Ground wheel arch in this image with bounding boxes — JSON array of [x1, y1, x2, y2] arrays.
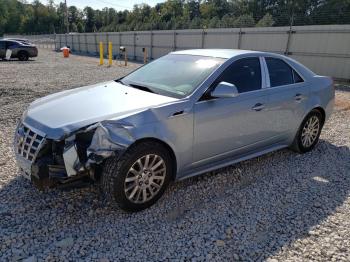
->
[[312, 106, 326, 125], [300, 104, 326, 127], [127, 137, 178, 181]]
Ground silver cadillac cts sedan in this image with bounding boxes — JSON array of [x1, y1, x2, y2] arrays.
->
[[14, 49, 334, 211]]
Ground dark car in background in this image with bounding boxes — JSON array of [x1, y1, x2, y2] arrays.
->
[[0, 39, 38, 61], [5, 38, 30, 44]]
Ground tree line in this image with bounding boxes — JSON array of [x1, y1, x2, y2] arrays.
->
[[1, 0, 350, 36]]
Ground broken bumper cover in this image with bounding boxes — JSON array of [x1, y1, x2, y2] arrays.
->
[[15, 154, 32, 180], [13, 122, 86, 187], [14, 142, 88, 189], [13, 120, 135, 188]]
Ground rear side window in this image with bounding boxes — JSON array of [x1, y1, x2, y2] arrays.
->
[[6, 41, 19, 49], [215, 57, 262, 93], [293, 70, 304, 83], [0, 41, 5, 49], [265, 57, 303, 87]]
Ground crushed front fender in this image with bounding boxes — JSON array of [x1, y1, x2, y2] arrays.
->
[[86, 121, 135, 165]]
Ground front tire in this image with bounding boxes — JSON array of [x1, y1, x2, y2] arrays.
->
[[291, 110, 324, 153], [101, 141, 173, 212]]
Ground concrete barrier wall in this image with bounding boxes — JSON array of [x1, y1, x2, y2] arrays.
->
[[48, 25, 350, 79]]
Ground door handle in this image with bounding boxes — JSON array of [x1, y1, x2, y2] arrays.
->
[[295, 93, 303, 101], [252, 103, 265, 111]]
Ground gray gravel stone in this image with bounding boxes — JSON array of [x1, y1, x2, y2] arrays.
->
[[22, 255, 37, 262], [55, 237, 74, 248], [0, 49, 350, 261]]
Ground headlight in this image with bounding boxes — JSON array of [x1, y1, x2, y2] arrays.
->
[[20, 108, 28, 123]]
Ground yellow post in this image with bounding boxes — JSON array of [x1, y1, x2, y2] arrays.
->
[[124, 50, 128, 67], [99, 42, 104, 65], [108, 42, 112, 67]]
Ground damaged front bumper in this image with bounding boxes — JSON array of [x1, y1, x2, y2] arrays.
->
[[14, 123, 91, 189], [14, 121, 133, 189]]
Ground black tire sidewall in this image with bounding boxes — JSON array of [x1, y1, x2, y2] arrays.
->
[[297, 110, 323, 153], [18, 52, 29, 61], [110, 144, 173, 211]]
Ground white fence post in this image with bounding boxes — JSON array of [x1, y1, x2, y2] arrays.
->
[[150, 31, 153, 60]]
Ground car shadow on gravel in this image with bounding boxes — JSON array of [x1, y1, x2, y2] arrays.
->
[[0, 140, 349, 260], [0, 59, 39, 64]]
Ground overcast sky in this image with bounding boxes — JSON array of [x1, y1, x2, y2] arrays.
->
[[48, 0, 165, 10]]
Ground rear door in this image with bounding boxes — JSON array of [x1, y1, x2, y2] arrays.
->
[[262, 57, 309, 139]]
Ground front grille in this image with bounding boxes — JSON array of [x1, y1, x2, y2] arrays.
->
[[15, 124, 46, 162]]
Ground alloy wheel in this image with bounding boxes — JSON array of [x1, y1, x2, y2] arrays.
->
[[301, 115, 320, 148], [124, 154, 166, 204]]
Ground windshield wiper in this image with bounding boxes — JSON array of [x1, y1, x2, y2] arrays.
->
[[116, 79, 157, 94], [115, 79, 127, 85], [129, 83, 157, 94]]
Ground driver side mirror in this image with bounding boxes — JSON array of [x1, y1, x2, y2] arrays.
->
[[211, 81, 239, 98]]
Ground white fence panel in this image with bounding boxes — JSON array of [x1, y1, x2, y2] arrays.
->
[[205, 28, 240, 49]]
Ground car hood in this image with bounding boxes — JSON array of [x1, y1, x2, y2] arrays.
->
[[23, 81, 177, 140]]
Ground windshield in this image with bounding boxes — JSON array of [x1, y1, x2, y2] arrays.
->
[[121, 54, 225, 98]]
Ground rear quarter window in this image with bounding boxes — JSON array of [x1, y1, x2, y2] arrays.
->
[[265, 57, 304, 87], [6, 41, 19, 49]]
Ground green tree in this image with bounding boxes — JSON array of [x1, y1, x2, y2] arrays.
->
[[232, 14, 255, 28], [221, 14, 235, 28], [256, 13, 275, 27], [70, 22, 78, 32], [84, 7, 95, 32], [0, 0, 9, 36], [77, 22, 84, 33], [0, 0, 349, 35]]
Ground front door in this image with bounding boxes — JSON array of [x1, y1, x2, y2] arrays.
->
[[193, 57, 275, 164]]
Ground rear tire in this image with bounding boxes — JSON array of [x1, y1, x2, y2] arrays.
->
[[291, 109, 324, 153], [18, 51, 29, 61], [101, 141, 173, 212]]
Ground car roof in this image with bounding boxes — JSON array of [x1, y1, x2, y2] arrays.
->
[[171, 48, 316, 79], [4, 38, 28, 40], [0, 39, 18, 42], [170, 49, 264, 59]]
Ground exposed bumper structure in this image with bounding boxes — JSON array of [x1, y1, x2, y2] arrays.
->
[[13, 120, 133, 189], [14, 122, 85, 188]]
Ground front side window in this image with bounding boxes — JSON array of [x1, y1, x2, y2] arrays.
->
[[0, 41, 5, 49], [214, 57, 262, 93], [121, 54, 225, 98], [265, 57, 303, 87]]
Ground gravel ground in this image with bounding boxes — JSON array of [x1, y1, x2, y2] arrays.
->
[[0, 49, 350, 261]]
